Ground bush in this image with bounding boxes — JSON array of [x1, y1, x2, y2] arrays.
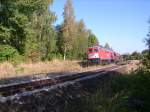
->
[[128, 70, 150, 112], [142, 54, 150, 69], [0, 45, 24, 64], [42, 52, 63, 61]]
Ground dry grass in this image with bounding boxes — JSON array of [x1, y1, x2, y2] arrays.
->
[[0, 60, 109, 80], [116, 60, 140, 74], [0, 60, 139, 80], [0, 62, 16, 78]]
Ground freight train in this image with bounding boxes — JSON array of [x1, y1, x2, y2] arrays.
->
[[88, 45, 121, 64]]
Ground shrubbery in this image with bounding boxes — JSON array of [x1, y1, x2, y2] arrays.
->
[[142, 53, 150, 69], [65, 69, 150, 112], [0, 45, 24, 64], [111, 69, 150, 112]]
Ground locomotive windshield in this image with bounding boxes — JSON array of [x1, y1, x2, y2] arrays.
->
[[94, 48, 98, 52], [89, 48, 93, 53], [89, 48, 99, 53]]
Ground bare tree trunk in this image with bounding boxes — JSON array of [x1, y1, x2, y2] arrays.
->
[[64, 45, 66, 60]]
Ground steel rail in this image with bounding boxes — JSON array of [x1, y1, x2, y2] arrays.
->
[[0, 65, 120, 97]]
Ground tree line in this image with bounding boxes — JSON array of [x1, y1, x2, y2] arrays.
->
[[0, 0, 99, 63]]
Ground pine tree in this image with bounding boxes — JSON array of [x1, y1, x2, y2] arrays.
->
[[104, 43, 111, 49]]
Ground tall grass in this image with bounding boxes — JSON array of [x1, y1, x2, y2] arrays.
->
[[0, 60, 111, 79]]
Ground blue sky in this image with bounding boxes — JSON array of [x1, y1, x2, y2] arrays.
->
[[51, 0, 150, 54]]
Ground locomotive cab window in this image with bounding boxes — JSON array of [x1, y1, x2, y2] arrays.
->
[[89, 48, 93, 53], [94, 48, 98, 52]]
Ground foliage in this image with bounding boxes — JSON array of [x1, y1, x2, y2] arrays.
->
[[122, 54, 131, 61], [0, 0, 58, 62], [88, 31, 99, 47], [0, 45, 23, 63], [142, 22, 150, 69], [141, 49, 149, 56], [112, 70, 150, 112], [142, 52, 150, 69], [0, 45, 17, 61], [146, 20, 150, 51], [145, 37, 150, 55], [65, 69, 150, 112], [0, 0, 99, 63], [24, 0, 57, 61], [122, 51, 143, 61], [70, 20, 89, 59], [0, 0, 29, 54], [60, 0, 77, 60], [59, 0, 98, 60], [130, 51, 142, 60]]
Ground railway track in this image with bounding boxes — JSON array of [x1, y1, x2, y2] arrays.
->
[[0, 65, 125, 97]]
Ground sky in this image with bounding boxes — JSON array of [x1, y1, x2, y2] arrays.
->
[[51, 0, 150, 54]]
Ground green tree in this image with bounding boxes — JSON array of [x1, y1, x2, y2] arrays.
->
[[142, 49, 149, 55], [122, 53, 130, 61], [0, 45, 20, 62], [72, 20, 89, 59], [146, 20, 150, 52], [24, 0, 56, 61], [0, 0, 57, 61], [61, 0, 77, 60], [0, 0, 29, 54], [88, 31, 99, 47], [143, 21, 150, 68], [146, 34, 150, 57], [58, 0, 99, 60], [130, 51, 142, 60]]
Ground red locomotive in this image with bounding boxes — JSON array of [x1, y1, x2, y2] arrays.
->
[[88, 45, 121, 64]]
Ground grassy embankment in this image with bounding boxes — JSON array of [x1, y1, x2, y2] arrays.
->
[[65, 67, 150, 112]]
